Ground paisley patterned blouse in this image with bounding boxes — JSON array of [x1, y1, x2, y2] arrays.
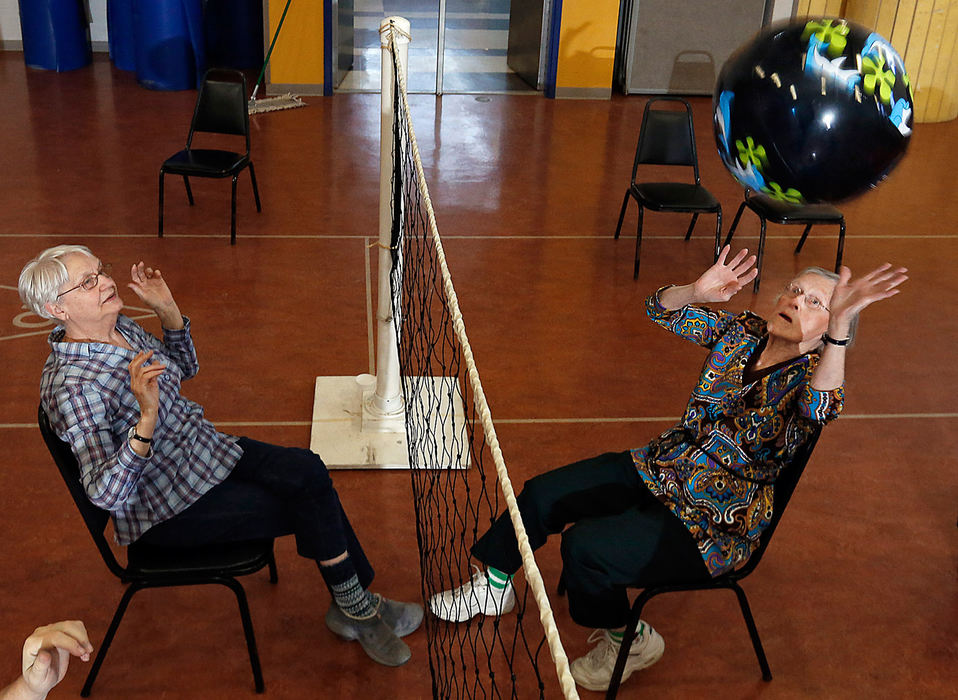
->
[[631, 289, 844, 576]]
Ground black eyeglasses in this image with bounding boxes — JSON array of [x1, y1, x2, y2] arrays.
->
[[57, 263, 112, 299]]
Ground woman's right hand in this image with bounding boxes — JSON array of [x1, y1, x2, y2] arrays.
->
[[129, 350, 165, 422], [692, 245, 758, 303]]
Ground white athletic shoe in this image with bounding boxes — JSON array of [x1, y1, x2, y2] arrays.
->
[[428, 565, 517, 622], [569, 622, 665, 692]]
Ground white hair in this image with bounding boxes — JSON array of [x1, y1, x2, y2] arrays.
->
[[19, 245, 95, 319], [795, 266, 858, 345]]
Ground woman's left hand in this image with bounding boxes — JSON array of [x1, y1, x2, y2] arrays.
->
[[127, 262, 184, 330], [128, 262, 174, 309], [827, 263, 908, 332]]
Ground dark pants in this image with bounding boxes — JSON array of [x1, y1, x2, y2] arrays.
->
[[471, 451, 707, 629], [138, 437, 374, 589]]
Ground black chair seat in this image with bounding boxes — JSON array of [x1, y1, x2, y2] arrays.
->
[[745, 193, 843, 223], [614, 97, 722, 279], [128, 539, 273, 577], [631, 182, 721, 211], [162, 149, 250, 177]]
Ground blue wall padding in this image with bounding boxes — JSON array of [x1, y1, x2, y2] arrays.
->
[[18, 0, 92, 72]]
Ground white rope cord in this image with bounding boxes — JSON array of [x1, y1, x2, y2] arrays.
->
[[384, 26, 580, 700]]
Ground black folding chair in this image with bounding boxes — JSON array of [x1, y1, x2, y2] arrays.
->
[[724, 188, 845, 292], [604, 427, 822, 698], [614, 97, 722, 279], [38, 406, 277, 696], [159, 68, 262, 245]]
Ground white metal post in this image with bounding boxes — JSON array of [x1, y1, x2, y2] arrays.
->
[[367, 17, 410, 426]]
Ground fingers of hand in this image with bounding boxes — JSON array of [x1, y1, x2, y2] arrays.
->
[[727, 247, 749, 269], [715, 245, 731, 265], [129, 350, 154, 371]]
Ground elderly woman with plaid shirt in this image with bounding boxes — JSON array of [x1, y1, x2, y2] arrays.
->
[[429, 246, 907, 692], [19, 244, 422, 669]]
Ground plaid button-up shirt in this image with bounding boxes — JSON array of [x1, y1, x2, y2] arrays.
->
[[40, 314, 242, 545]]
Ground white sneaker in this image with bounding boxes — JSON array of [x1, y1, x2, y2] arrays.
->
[[428, 565, 517, 622], [569, 622, 665, 691]]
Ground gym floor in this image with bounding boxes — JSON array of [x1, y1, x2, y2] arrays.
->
[[0, 52, 955, 698]]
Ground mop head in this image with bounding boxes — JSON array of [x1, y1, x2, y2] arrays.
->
[[248, 93, 306, 114]]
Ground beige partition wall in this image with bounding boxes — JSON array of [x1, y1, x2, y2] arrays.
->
[[795, 0, 958, 122]]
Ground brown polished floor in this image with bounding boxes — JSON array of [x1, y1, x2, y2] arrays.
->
[[0, 53, 955, 699]]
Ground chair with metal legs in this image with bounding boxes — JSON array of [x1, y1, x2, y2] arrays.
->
[[724, 188, 845, 292], [614, 97, 722, 279], [39, 406, 277, 696]]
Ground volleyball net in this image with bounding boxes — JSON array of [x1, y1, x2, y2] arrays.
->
[[380, 19, 578, 700]]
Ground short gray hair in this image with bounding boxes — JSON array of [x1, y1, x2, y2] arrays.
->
[[19, 245, 95, 319], [795, 266, 859, 345]]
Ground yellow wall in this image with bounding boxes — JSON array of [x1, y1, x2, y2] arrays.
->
[[555, 0, 619, 93], [846, 0, 958, 122], [266, 0, 325, 91]]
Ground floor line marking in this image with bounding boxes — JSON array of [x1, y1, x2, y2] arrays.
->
[[3, 413, 955, 429], [1, 233, 956, 241]]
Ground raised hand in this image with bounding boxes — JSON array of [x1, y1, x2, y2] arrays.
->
[[129, 350, 166, 420], [127, 262, 174, 310], [127, 262, 183, 330], [20, 621, 93, 697], [692, 246, 758, 303], [828, 263, 908, 334]]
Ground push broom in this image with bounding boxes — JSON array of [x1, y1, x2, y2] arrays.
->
[[248, 0, 305, 114]]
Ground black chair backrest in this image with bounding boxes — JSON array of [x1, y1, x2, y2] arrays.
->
[[735, 425, 822, 578], [633, 96, 700, 179], [38, 406, 127, 578], [187, 69, 250, 148]]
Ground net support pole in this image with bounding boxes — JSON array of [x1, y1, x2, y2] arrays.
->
[[307, 18, 411, 468], [365, 16, 410, 430]]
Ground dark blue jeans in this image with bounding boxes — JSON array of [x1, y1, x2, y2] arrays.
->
[[138, 436, 374, 589], [471, 451, 707, 628]]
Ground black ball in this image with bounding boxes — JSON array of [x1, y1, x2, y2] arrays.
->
[[713, 18, 913, 203]]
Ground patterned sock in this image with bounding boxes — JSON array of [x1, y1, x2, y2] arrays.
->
[[329, 574, 378, 619], [319, 557, 377, 620], [486, 566, 513, 590]]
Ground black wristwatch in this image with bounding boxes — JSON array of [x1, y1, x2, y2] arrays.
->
[[822, 333, 850, 347], [128, 426, 152, 444]]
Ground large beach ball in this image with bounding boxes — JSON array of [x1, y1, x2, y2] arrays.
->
[[713, 18, 913, 203]]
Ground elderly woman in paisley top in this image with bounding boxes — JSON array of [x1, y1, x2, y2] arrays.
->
[[428, 245, 907, 692]]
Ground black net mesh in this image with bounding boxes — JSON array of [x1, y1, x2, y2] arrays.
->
[[385, 34, 557, 700]]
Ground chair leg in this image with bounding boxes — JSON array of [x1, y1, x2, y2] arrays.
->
[[724, 200, 747, 248], [606, 590, 652, 700], [633, 205, 644, 280], [182, 176, 194, 206], [835, 219, 846, 272], [731, 583, 773, 682], [753, 217, 767, 293], [249, 162, 262, 212], [267, 552, 278, 584], [230, 175, 238, 245], [614, 190, 631, 239], [713, 209, 723, 262], [222, 577, 266, 693], [794, 224, 813, 254], [684, 213, 699, 241], [158, 171, 165, 238], [82, 583, 142, 697]]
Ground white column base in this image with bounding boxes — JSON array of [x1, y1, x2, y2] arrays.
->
[[310, 374, 470, 470]]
